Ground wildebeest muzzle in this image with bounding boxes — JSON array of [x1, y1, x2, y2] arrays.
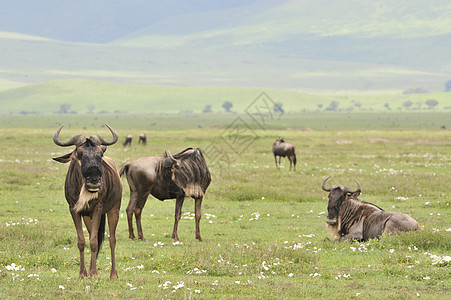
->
[[81, 158, 103, 192]]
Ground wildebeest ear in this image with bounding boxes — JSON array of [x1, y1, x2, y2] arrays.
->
[[101, 146, 107, 153], [52, 152, 72, 163]]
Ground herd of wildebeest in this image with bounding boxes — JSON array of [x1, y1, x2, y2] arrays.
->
[[51, 124, 419, 279]]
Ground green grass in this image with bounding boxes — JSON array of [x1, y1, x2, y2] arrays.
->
[[0, 115, 450, 299], [2, 79, 451, 115]]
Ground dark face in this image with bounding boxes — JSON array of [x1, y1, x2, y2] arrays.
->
[[326, 187, 346, 225], [77, 140, 105, 192]]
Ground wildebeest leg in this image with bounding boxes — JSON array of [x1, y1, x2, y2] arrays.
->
[[70, 211, 87, 278], [274, 155, 279, 169], [172, 196, 185, 242], [195, 197, 203, 241], [134, 192, 149, 241], [107, 200, 120, 280], [288, 156, 293, 171], [84, 208, 102, 279], [126, 190, 149, 240]]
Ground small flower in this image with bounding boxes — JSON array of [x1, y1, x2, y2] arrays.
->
[[59, 285, 65, 290]]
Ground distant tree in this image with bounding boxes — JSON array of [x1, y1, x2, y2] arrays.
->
[[58, 104, 71, 114], [222, 101, 233, 112], [354, 102, 362, 109], [425, 99, 439, 109], [317, 104, 323, 110], [202, 104, 213, 113], [384, 103, 391, 110], [445, 80, 451, 92], [326, 101, 340, 111], [402, 101, 413, 109], [273, 102, 284, 114]]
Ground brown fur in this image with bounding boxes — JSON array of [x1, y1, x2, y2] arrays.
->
[[54, 138, 122, 280], [120, 148, 211, 242], [272, 138, 297, 171], [327, 195, 419, 242]]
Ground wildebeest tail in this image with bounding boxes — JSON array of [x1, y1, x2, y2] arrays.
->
[[119, 162, 131, 177], [293, 149, 297, 166], [97, 213, 106, 258]]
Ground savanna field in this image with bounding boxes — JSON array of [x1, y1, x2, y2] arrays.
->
[[0, 112, 450, 299]]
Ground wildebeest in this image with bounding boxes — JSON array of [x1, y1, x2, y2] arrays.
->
[[322, 176, 419, 242], [52, 124, 122, 279], [120, 148, 211, 242], [123, 135, 132, 147], [138, 133, 147, 145], [272, 138, 296, 171]]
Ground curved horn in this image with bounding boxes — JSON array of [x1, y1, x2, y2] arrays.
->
[[53, 125, 86, 147], [343, 179, 361, 194], [167, 150, 177, 163], [163, 150, 176, 168], [90, 124, 118, 146], [321, 176, 332, 192]]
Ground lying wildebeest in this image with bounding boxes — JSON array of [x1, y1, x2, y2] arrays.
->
[[123, 135, 132, 147], [272, 138, 296, 171], [52, 124, 122, 279], [322, 176, 419, 242], [138, 133, 147, 145], [120, 148, 211, 242]]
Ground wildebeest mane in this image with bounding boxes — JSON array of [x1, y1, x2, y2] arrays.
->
[[166, 148, 211, 197]]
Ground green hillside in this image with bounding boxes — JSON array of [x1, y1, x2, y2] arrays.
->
[[1, 1, 451, 92], [1, 79, 451, 115]]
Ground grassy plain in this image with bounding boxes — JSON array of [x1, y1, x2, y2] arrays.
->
[[0, 113, 450, 299], [2, 79, 451, 115]]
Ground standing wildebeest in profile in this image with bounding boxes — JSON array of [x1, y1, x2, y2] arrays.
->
[[123, 135, 132, 147], [272, 138, 296, 171], [52, 124, 122, 279], [322, 176, 419, 242], [138, 133, 147, 145], [120, 148, 211, 242]]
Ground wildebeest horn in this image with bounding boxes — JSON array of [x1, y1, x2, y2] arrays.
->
[[89, 124, 119, 146], [163, 150, 177, 168], [53, 125, 86, 147], [343, 179, 361, 195], [321, 176, 332, 192], [167, 150, 177, 163]]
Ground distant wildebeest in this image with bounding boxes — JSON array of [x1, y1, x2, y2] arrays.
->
[[52, 124, 122, 279], [120, 148, 211, 242], [322, 176, 419, 242], [272, 138, 296, 171], [123, 135, 132, 147], [138, 133, 147, 145]]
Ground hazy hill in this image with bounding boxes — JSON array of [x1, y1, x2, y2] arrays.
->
[[0, 0, 451, 93]]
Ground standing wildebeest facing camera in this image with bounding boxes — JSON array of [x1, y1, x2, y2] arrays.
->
[[123, 135, 132, 147], [272, 138, 296, 171], [138, 133, 147, 145], [120, 148, 211, 242], [52, 124, 122, 279], [322, 176, 419, 242]]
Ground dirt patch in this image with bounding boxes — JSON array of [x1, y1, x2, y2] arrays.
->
[[334, 140, 352, 144], [370, 138, 389, 143]]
